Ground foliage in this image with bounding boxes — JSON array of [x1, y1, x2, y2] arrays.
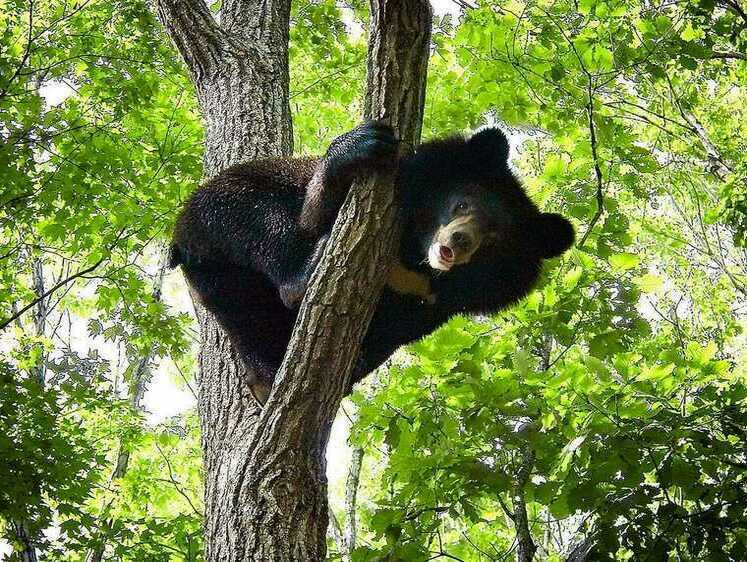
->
[[62, 414, 204, 561], [0, 0, 200, 353], [338, 0, 747, 560], [0, 360, 105, 552], [290, 0, 368, 153], [1, 0, 746, 560], [0, 0, 202, 558], [349, 317, 746, 560]]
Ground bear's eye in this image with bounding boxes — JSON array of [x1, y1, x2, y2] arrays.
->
[[454, 201, 469, 214]]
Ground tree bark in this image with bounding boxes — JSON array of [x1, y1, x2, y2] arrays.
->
[[342, 447, 364, 559], [30, 258, 46, 385], [10, 521, 37, 562], [565, 535, 595, 562], [155, 1, 432, 560], [155, 3, 293, 560]]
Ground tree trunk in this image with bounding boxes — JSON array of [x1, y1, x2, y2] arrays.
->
[[154, 1, 432, 560], [30, 258, 46, 385], [566, 535, 595, 562]]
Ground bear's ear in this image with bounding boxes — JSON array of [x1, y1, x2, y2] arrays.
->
[[530, 213, 575, 258], [467, 127, 510, 170]]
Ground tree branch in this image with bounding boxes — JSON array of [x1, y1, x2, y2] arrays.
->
[[255, 0, 431, 420], [154, 0, 224, 80], [0, 227, 130, 331], [328, 507, 344, 554], [665, 74, 732, 180], [0, 257, 105, 331], [85, 246, 171, 562], [681, 110, 732, 179], [498, 493, 516, 522], [152, 453, 203, 518], [0, 0, 34, 100], [718, 0, 747, 25], [565, 535, 596, 562], [710, 50, 747, 61], [577, 80, 605, 248], [536, 7, 603, 249], [343, 447, 365, 558]]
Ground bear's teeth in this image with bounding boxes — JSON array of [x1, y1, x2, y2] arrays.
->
[[428, 244, 452, 271]]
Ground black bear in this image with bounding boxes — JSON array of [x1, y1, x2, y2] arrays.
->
[[170, 122, 574, 401]]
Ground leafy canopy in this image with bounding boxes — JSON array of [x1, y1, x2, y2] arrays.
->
[[1, 0, 746, 561]]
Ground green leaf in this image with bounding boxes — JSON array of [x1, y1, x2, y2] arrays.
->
[[563, 266, 583, 289], [385, 417, 401, 449], [634, 273, 663, 293], [609, 252, 640, 270]]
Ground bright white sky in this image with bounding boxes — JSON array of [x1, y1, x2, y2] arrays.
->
[[432, 0, 462, 16]]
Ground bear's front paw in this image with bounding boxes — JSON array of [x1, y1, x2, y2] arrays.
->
[[423, 293, 437, 305], [353, 121, 398, 163], [327, 121, 398, 176]]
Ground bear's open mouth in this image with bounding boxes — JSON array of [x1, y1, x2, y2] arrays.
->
[[428, 243, 454, 271]]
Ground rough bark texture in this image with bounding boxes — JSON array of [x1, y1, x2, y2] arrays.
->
[[156, 0, 292, 176], [11, 521, 37, 562], [30, 258, 46, 385], [365, 1, 430, 152], [565, 536, 595, 562], [155, 2, 293, 560], [342, 447, 364, 559], [155, 0, 432, 560]]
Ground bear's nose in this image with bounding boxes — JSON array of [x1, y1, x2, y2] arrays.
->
[[451, 231, 471, 248]]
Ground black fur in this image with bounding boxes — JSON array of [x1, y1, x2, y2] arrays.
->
[[170, 123, 574, 391]]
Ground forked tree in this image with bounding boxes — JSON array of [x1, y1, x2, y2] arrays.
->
[[154, 0, 432, 559]]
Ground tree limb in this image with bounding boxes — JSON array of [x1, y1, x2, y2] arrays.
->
[[710, 50, 747, 61], [85, 247, 171, 562], [1, 227, 130, 331], [0, 0, 34, 100], [343, 447, 365, 558], [680, 110, 732, 179], [0, 257, 105, 331], [718, 0, 747, 25], [665, 74, 732, 180], [565, 538, 594, 562], [328, 507, 344, 554], [498, 493, 516, 522], [154, 0, 225, 80], [577, 74, 604, 249]]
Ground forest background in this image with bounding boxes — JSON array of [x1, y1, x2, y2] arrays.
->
[[1, 0, 746, 560]]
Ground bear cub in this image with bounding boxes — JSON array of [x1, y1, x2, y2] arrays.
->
[[170, 122, 574, 401]]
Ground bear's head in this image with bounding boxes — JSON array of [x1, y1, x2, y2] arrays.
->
[[399, 127, 575, 272]]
